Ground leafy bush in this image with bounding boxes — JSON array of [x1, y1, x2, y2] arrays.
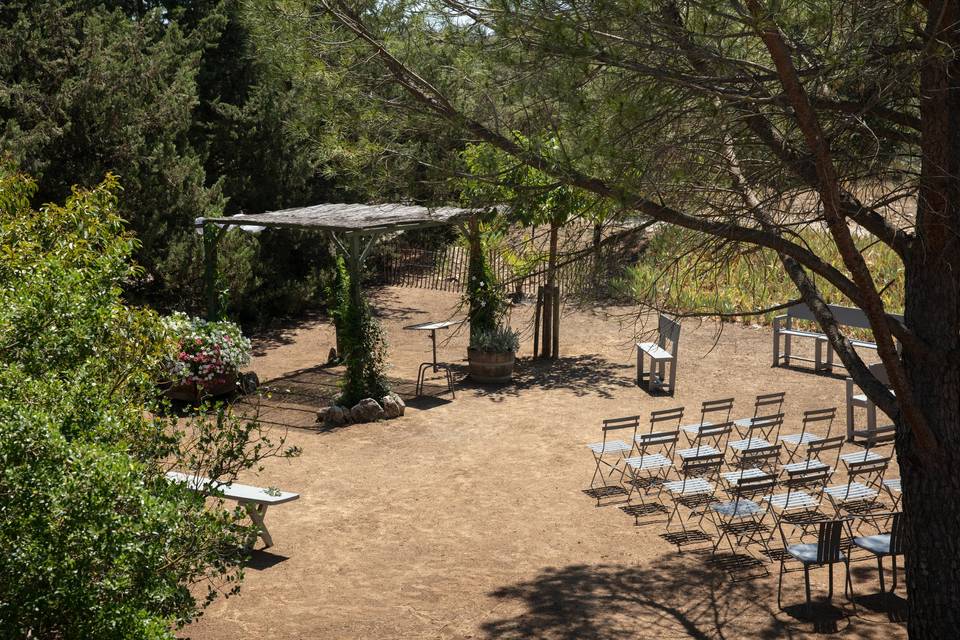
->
[[469, 326, 520, 353], [162, 313, 252, 386], [0, 167, 296, 638], [338, 296, 390, 407]]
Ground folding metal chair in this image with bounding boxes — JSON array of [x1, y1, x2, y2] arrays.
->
[[585, 415, 640, 504], [730, 413, 784, 452], [624, 433, 676, 503], [777, 518, 857, 616], [852, 512, 905, 596], [677, 421, 733, 462], [840, 427, 896, 467], [662, 452, 724, 534], [765, 465, 833, 540], [680, 398, 734, 445], [733, 392, 786, 434], [824, 457, 890, 520], [731, 443, 782, 475], [779, 408, 836, 465], [785, 435, 844, 478], [709, 472, 778, 556]]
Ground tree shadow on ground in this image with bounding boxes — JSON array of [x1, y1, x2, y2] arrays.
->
[[248, 311, 327, 357], [480, 555, 903, 640], [457, 354, 637, 402]]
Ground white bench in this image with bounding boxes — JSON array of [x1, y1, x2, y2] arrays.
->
[[166, 471, 299, 549], [773, 303, 902, 373], [636, 314, 680, 395]]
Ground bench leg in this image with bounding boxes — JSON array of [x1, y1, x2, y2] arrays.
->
[[668, 357, 677, 396], [637, 350, 644, 387], [245, 503, 273, 549], [815, 339, 823, 371], [773, 327, 780, 367]]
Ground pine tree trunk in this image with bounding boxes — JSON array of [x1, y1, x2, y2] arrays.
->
[[902, 5, 960, 634], [546, 222, 559, 359]]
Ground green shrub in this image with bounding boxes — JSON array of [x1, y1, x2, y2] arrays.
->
[[0, 167, 297, 638]]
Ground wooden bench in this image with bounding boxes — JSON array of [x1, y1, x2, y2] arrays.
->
[[773, 303, 902, 373], [166, 471, 299, 549], [636, 314, 680, 395]]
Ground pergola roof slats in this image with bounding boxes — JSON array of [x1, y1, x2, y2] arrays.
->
[[202, 202, 475, 234]]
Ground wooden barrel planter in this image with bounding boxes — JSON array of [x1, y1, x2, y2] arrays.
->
[[467, 348, 515, 384]]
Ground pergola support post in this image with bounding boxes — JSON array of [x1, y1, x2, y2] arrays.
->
[[202, 220, 229, 321]]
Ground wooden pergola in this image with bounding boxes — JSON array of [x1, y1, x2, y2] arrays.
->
[[198, 203, 477, 319]]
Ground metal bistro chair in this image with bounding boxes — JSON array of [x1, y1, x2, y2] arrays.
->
[[784, 435, 844, 479], [586, 415, 640, 504], [853, 512, 906, 596], [662, 452, 724, 534], [733, 392, 786, 434], [680, 397, 734, 445], [777, 518, 857, 616], [677, 421, 733, 463], [709, 472, 778, 556], [823, 457, 890, 521], [625, 408, 683, 499], [779, 408, 837, 465]]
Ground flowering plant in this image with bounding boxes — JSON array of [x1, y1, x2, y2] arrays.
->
[[162, 312, 252, 387]]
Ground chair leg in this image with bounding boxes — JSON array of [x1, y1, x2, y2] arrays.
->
[[827, 562, 835, 601], [845, 558, 858, 614], [877, 556, 886, 594], [804, 565, 812, 617], [777, 558, 786, 610], [891, 554, 898, 592], [668, 358, 677, 396]]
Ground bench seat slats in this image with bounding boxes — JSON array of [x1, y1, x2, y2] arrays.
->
[[636, 341, 674, 361], [166, 471, 300, 506]]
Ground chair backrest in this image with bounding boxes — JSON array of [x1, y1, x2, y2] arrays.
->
[[800, 407, 837, 439], [701, 397, 734, 425], [657, 314, 681, 355], [785, 464, 832, 489], [691, 421, 733, 453], [745, 413, 784, 441], [807, 435, 845, 468], [601, 415, 640, 448], [733, 472, 778, 498], [863, 425, 897, 451], [815, 520, 847, 563], [680, 451, 724, 478], [751, 392, 786, 420], [649, 407, 684, 432], [737, 444, 782, 471], [848, 457, 890, 482], [889, 512, 905, 555]]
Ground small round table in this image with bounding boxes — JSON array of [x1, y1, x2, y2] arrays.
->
[[403, 320, 456, 397]]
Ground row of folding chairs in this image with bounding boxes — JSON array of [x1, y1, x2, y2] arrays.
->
[[587, 393, 900, 511]]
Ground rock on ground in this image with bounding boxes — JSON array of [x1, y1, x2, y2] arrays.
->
[[350, 398, 385, 423], [381, 393, 406, 419]]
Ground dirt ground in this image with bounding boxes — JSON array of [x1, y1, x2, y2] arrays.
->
[[185, 286, 905, 640]]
